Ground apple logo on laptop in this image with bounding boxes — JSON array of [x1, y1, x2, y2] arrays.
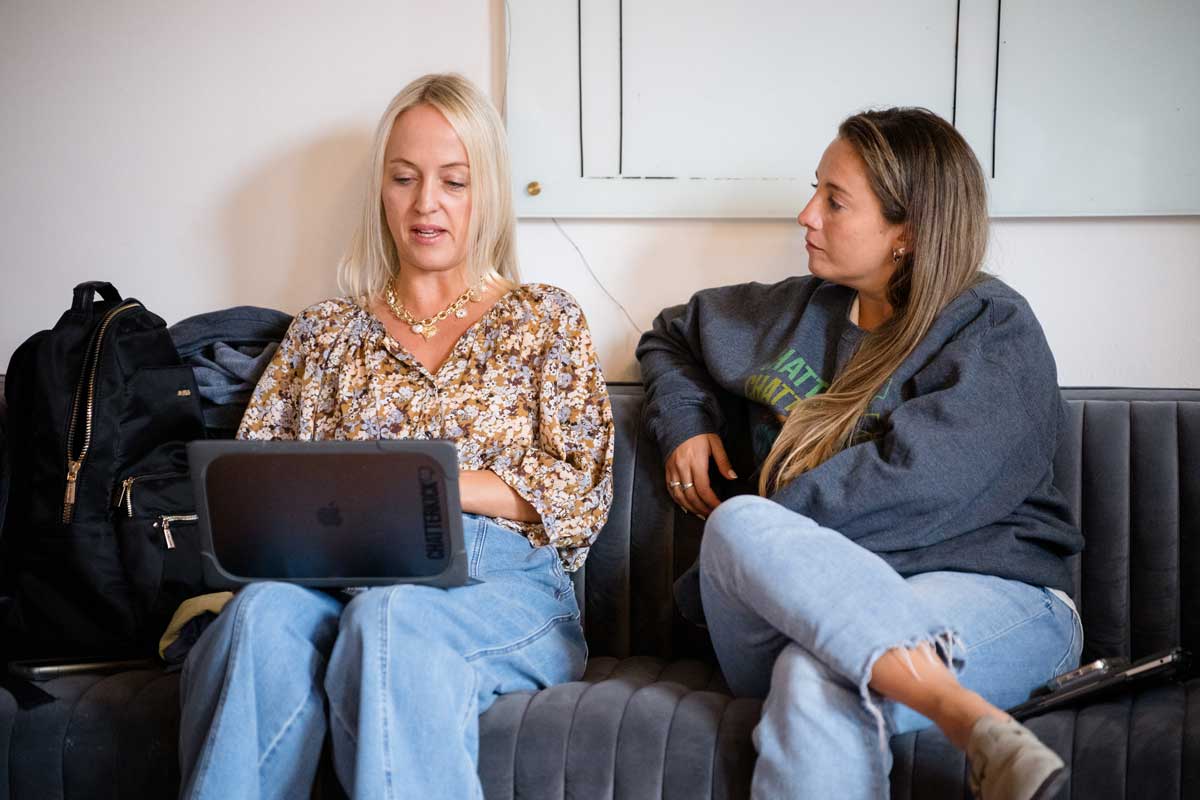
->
[[317, 501, 343, 527]]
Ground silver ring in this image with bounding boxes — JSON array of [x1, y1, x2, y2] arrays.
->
[[681, 482, 695, 490], [668, 480, 682, 488]]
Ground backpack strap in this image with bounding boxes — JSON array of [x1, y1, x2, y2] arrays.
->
[[71, 281, 123, 313]]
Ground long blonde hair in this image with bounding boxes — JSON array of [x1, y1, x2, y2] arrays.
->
[[338, 73, 520, 300], [760, 108, 989, 495]]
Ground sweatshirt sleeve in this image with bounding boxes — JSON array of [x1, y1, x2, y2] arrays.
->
[[768, 299, 1062, 551], [635, 301, 727, 459], [636, 279, 805, 460]]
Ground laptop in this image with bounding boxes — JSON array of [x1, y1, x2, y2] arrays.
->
[[187, 440, 470, 589]]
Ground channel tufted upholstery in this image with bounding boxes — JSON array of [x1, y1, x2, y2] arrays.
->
[[2, 383, 1199, 799], [890, 388, 1200, 798]]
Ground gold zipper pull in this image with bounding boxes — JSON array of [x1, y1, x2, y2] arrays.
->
[[156, 514, 196, 549], [115, 477, 136, 517], [124, 477, 135, 517], [63, 460, 82, 523]]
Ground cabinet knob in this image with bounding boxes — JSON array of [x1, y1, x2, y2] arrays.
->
[[526, 181, 542, 196]]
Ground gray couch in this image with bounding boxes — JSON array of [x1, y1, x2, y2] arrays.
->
[[1, 381, 1198, 798]]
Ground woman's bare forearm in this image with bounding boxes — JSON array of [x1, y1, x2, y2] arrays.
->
[[458, 470, 540, 523]]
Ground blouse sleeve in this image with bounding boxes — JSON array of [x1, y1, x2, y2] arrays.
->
[[489, 293, 615, 554], [236, 313, 310, 441]]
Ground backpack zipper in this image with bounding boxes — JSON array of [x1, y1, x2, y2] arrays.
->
[[154, 514, 198, 550], [114, 471, 188, 518], [62, 301, 142, 523]]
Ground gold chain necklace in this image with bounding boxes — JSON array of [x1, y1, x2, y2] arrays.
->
[[384, 280, 482, 340]]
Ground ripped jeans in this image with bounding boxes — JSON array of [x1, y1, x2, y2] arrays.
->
[[699, 495, 1082, 799]]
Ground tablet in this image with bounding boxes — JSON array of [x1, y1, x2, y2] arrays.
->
[[8, 657, 159, 682], [1008, 647, 1190, 720]]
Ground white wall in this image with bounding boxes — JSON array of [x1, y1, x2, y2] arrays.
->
[[533, 216, 1200, 385], [0, 0, 499, 361], [3, 1, 1199, 387]]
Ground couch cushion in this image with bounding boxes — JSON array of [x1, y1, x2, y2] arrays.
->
[[580, 384, 691, 661], [7, 665, 1199, 799], [479, 656, 759, 800], [0, 659, 760, 800], [2, 668, 179, 800]]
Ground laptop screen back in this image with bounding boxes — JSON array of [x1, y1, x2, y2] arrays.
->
[[203, 448, 456, 580]]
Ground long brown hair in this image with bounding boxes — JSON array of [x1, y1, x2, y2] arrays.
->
[[759, 108, 989, 495]]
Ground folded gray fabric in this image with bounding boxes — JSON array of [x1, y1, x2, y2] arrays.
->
[[188, 341, 280, 406], [170, 305, 293, 358], [169, 306, 292, 438]]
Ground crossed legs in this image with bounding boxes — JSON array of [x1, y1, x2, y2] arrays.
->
[[699, 495, 1080, 798]]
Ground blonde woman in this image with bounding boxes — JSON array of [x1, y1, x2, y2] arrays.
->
[[178, 74, 614, 799], [637, 109, 1082, 800]]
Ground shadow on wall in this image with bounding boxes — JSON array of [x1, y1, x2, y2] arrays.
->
[[624, 220, 808, 380], [221, 128, 372, 313], [528, 218, 809, 382]]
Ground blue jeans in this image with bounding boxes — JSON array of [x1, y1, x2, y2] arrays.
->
[[177, 514, 586, 800], [699, 495, 1082, 800]]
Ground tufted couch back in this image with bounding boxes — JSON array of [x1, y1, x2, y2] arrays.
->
[[1056, 389, 1200, 662], [3, 378, 1197, 665], [579, 385, 1200, 665]]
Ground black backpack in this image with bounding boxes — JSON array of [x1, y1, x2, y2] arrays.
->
[[1, 281, 207, 658]]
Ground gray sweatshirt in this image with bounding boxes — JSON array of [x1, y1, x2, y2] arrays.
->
[[636, 275, 1082, 594]]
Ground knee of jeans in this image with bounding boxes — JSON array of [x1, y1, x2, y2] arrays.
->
[[771, 644, 845, 696], [338, 586, 395, 640], [701, 495, 771, 573], [338, 586, 442, 653], [229, 581, 312, 632], [336, 589, 470, 681], [710, 493, 773, 524]]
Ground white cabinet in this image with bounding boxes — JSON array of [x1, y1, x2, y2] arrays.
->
[[507, 0, 1200, 217]]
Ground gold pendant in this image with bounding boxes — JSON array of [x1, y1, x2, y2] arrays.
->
[[417, 323, 437, 340]]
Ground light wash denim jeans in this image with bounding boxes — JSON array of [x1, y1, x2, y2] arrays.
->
[[699, 495, 1083, 800], [177, 514, 586, 800]]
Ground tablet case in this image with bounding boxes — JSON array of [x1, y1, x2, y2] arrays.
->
[[187, 440, 468, 589], [1008, 648, 1191, 720]]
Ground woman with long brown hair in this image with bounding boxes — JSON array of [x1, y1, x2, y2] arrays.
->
[[637, 108, 1082, 799]]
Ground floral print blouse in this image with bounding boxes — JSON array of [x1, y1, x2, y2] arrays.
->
[[238, 284, 615, 571]]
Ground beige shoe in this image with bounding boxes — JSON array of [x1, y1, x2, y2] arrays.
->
[[966, 716, 1068, 800]]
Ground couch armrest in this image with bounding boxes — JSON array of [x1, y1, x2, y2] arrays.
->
[[1, 373, 8, 530]]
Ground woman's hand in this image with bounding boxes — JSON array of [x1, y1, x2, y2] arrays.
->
[[459, 470, 541, 523], [665, 434, 737, 518]]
